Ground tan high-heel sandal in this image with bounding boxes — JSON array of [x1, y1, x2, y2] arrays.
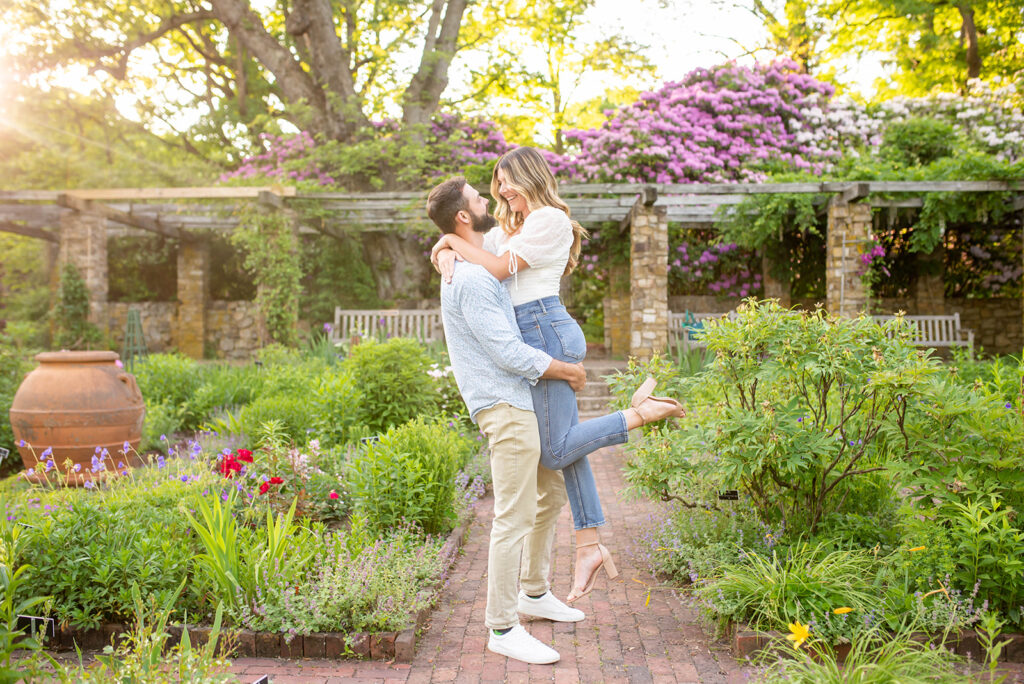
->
[[630, 377, 658, 407], [633, 396, 686, 425], [567, 541, 620, 603]]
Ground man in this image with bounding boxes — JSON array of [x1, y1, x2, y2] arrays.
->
[[427, 176, 585, 665]]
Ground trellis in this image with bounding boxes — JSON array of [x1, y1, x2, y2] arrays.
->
[[2, 180, 1022, 359]]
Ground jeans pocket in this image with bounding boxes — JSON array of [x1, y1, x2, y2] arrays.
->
[[551, 319, 587, 361], [519, 315, 544, 350]]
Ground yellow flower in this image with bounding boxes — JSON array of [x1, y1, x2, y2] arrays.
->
[[833, 607, 853, 614], [786, 622, 810, 650], [908, 546, 926, 553]]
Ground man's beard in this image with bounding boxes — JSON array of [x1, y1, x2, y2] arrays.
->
[[471, 212, 497, 233]]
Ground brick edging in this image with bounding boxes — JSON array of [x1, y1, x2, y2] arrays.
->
[[51, 519, 472, 663], [733, 623, 1024, 662]]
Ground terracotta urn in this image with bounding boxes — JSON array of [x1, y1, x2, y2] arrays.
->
[[9, 351, 146, 484]]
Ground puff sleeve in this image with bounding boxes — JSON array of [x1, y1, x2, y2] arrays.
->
[[506, 207, 574, 269]]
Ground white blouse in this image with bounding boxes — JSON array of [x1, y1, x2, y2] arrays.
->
[[483, 206, 573, 306]]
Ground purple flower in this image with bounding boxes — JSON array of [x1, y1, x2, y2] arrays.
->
[[84, 481, 95, 490], [41, 447, 52, 459]]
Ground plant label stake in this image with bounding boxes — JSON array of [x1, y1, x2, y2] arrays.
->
[[16, 615, 55, 640], [718, 490, 739, 500], [360, 435, 381, 445], [251, 677, 270, 684], [0, 447, 8, 464]]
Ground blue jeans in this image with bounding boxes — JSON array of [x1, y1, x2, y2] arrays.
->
[[514, 296, 628, 530]]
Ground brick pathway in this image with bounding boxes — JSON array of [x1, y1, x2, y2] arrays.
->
[[228, 446, 755, 683]]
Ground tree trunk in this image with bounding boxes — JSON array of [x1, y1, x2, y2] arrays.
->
[[957, 3, 982, 79], [210, 0, 366, 141], [402, 0, 469, 128]]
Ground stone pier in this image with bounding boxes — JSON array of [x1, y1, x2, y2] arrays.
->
[[826, 199, 872, 317], [629, 192, 669, 360], [175, 237, 209, 358], [58, 208, 108, 327]]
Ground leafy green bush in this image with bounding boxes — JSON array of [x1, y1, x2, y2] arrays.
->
[[344, 338, 438, 434], [699, 542, 884, 638], [141, 401, 181, 454], [0, 345, 30, 458], [309, 368, 361, 447], [347, 417, 476, 535], [880, 117, 956, 167], [623, 301, 937, 532], [134, 354, 203, 416], [235, 522, 447, 636], [52, 263, 102, 350], [18, 492, 202, 629], [757, 624, 971, 684], [236, 395, 312, 446]]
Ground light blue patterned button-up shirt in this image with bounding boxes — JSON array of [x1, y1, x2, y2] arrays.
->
[[441, 262, 552, 422]]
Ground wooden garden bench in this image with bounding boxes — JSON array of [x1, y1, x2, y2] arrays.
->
[[871, 313, 974, 349], [668, 311, 736, 352], [331, 308, 444, 344]]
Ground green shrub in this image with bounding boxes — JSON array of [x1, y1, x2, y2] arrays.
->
[[183, 364, 263, 428], [343, 338, 437, 435], [134, 354, 202, 413], [18, 493, 201, 629], [757, 625, 971, 683], [880, 117, 956, 167], [347, 417, 475, 535], [140, 401, 181, 454], [310, 368, 361, 447], [623, 301, 937, 532], [700, 541, 884, 639], [52, 263, 102, 350], [641, 503, 771, 587], [0, 345, 30, 458], [236, 395, 312, 446], [235, 522, 446, 636]]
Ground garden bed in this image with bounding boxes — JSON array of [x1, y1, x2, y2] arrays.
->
[[732, 623, 1024, 663], [45, 520, 471, 662]]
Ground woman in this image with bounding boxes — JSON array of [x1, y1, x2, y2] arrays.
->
[[431, 147, 684, 602]]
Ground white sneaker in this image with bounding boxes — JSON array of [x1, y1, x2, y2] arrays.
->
[[487, 625, 560, 664], [517, 590, 585, 622]]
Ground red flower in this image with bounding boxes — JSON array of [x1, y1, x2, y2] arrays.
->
[[218, 456, 242, 478], [329, 490, 340, 500], [258, 482, 270, 495], [236, 449, 253, 463], [268, 476, 284, 485]]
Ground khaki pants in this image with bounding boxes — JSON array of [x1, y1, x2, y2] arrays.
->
[[476, 403, 567, 630]]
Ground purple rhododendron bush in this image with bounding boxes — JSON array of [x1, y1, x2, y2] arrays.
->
[[220, 61, 1023, 191]]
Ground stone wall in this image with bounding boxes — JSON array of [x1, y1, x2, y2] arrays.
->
[[104, 301, 262, 359], [603, 295, 631, 358], [874, 297, 1022, 355], [207, 301, 263, 360], [106, 302, 176, 352]]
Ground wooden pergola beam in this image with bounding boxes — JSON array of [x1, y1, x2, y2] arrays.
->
[[58, 194, 181, 239], [0, 221, 59, 242], [63, 186, 297, 201]]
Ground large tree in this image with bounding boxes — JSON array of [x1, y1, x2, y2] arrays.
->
[[459, 0, 656, 153], [5, 0, 491, 159], [824, 0, 1024, 95]]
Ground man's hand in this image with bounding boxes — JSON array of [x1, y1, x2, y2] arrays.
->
[[436, 249, 462, 283], [430, 234, 452, 267], [542, 360, 587, 392]]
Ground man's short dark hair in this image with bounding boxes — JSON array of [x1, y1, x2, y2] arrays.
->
[[426, 176, 467, 234]]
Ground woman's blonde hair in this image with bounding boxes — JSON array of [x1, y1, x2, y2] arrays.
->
[[490, 147, 589, 275]]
